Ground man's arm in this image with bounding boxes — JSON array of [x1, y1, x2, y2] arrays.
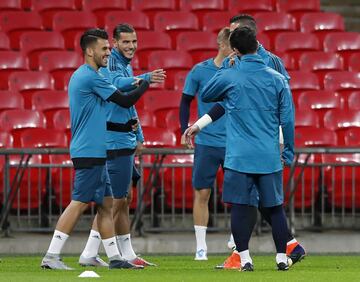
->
[[200, 69, 231, 103], [137, 69, 166, 84], [279, 80, 295, 166], [179, 94, 194, 134], [107, 80, 149, 108]]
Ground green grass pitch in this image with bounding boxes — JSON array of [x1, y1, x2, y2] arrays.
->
[[1, 255, 360, 282]]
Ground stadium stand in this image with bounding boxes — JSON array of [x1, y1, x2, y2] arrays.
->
[[0, 90, 24, 112]]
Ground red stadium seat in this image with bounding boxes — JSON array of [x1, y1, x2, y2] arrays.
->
[[20, 128, 67, 148], [228, 0, 273, 13], [257, 33, 271, 51], [31, 91, 69, 128], [0, 0, 22, 11], [104, 11, 150, 35], [344, 128, 360, 146], [0, 109, 46, 146], [156, 108, 197, 133], [300, 12, 345, 41], [348, 91, 360, 110], [19, 31, 65, 70], [142, 90, 181, 112], [324, 109, 360, 145], [8, 71, 55, 108], [148, 51, 193, 89], [348, 53, 360, 72], [176, 32, 217, 62], [277, 52, 296, 70], [0, 12, 43, 48], [179, 0, 225, 21], [141, 126, 177, 147], [131, 0, 176, 23], [298, 91, 344, 126], [254, 12, 296, 49], [82, 0, 127, 26], [323, 153, 360, 209], [31, 0, 77, 29], [0, 51, 28, 89], [298, 52, 344, 86], [173, 70, 189, 91], [135, 31, 172, 69], [276, 0, 320, 24], [274, 32, 320, 59], [37, 51, 82, 89], [295, 109, 320, 128], [0, 91, 24, 111], [52, 11, 97, 49], [53, 109, 70, 131], [0, 132, 13, 148], [0, 32, 10, 50], [191, 50, 218, 65], [136, 109, 156, 127], [295, 127, 337, 147], [288, 71, 320, 103], [202, 12, 232, 32], [323, 32, 360, 67], [323, 72, 360, 101], [153, 12, 199, 46]]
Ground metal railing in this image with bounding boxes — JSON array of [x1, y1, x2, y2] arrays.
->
[[1, 147, 360, 236]]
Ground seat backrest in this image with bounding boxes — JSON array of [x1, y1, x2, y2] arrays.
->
[[30, 0, 76, 12], [176, 32, 217, 51], [323, 32, 360, 52], [148, 50, 193, 70], [81, 0, 127, 11], [0, 51, 28, 70], [0, 109, 46, 131], [19, 31, 65, 55], [295, 109, 320, 128], [324, 109, 360, 131], [8, 71, 54, 92], [228, 0, 273, 13], [141, 126, 177, 147], [38, 51, 82, 72], [348, 53, 360, 72], [0, 0, 22, 11], [52, 109, 70, 130], [348, 91, 360, 110], [31, 90, 69, 111], [254, 12, 296, 32], [202, 11, 232, 32], [276, 0, 320, 13], [295, 127, 337, 147], [344, 128, 360, 146], [300, 12, 345, 33], [179, 0, 225, 11], [131, 0, 176, 11], [324, 71, 360, 91], [136, 31, 172, 51], [20, 128, 67, 148], [0, 11, 42, 32], [52, 11, 97, 31], [0, 131, 13, 147], [143, 90, 181, 112], [275, 32, 320, 53], [104, 11, 150, 33], [0, 91, 24, 110], [298, 91, 344, 111], [153, 12, 199, 31], [288, 71, 320, 91], [0, 32, 10, 50], [299, 52, 344, 72]]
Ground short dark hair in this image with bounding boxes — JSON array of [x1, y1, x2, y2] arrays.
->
[[113, 23, 135, 40], [229, 26, 258, 55], [80, 28, 108, 53], [229, 14, 257, 33]]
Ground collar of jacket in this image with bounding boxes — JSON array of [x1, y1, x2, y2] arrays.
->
[[111, 48, 132, 66], [240, 53, 266, 64]]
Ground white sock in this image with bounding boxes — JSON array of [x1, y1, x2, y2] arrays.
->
[[81, 230, 101, 258], [229, 233, 234, 243], [117, 234, 137, 261], [102, 237, 121, 260], [276, 253, 288, 264], [239, 250, 252, 267], [194, 225, 207, 252], [47, 230, 69, 255], [287, 238, 297, 245]]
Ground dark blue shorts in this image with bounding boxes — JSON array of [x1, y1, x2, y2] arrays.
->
[[192, 144, 225, 190], [106, 154, 134, 199], [72, 165, 112, 205], [223, 169, 283, 207]]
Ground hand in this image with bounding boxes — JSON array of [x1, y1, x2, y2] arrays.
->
[[150, 69, 166, 84], [183, 124, 200, 149], [135, 141, 144, 156]]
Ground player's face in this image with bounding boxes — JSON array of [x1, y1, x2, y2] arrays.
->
[[92, 38, 111, 68], [221, 42, 233, 57], [114, 32, 137, 59]]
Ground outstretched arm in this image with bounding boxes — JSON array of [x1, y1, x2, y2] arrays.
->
[[107, 80, 149, 108]]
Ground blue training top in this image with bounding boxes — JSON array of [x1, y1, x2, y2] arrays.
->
[[183, 58, 227, 148], [69, 64, 117, 159], [100, 48, 150, 150], [201, 54, 295, 174]]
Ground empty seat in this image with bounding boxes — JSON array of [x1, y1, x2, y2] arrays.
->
[[274, 32, 320, 57], [0, 12, 43, 48], [136, 108, 156, 127], [52, 11, 97, 49], [156, 108, 197, 133], [324, 109, 360, 145], [0, 0, 22, 11], [202, 11, 232, 32], [135, 31, 172, 69], [0, 91, 24, 111], [104, 11, 150, 34], [348, 91, 360, 110], [324, 71, 360, 94], [344, 128, 360, 146], [276, 0, 320, 24], [52, 109, 70, 131], [228, 0, 273, 13], [288, 71, 320, 102], [0, 32, 10, 50], [295, 127, 337, 147], [191, 50, 218, 65], [142, 90, 181, 113], [8, 71, 55, 108], [173, 70, 189, 91], [148, 51, 193, 89], [20, 128, 67, 148], [179, 0, 225, 20], [348, 53, 360, 72], [141, 126, 177, 147], [0, 131, 13, 148], [295, 109, 320, 128], [131, 0, 176, 13], [31, 0, 77, 29], [153, 12, 199, 46], [277, 52, 296, 70], [82, 0, 127, 26], [254, 12, 296, 48], [0, 51, 28, 89], [300, 12, 344, 41], [257, 33, 271, 51]]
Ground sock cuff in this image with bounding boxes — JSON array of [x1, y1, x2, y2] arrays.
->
[[287, 238, 297, 245], [194, 225, 207, 231], [90, 229, 101, 238], [102, 236, 117, 244], [117, 234, 131, 241], [54, 230, 69, 240]]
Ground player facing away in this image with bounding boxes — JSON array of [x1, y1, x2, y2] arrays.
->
[[200, 26, 295, 271], [183, 14, 306, 269], [79, 23, 165, 267], [179, 27, 232, 261], [40, 29, 149, 270]]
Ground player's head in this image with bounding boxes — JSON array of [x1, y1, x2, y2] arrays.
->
[[217, 27, 232, 57], [80, 28, 110, 69], [229, 26, 258, 56], [113, 23, 137, 59], [229, 14, 257, 34]]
